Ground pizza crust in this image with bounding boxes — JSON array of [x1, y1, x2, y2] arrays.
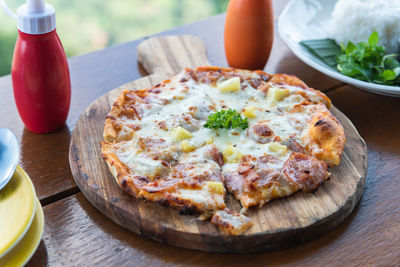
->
[[309, 112, 345, 166], [103, 91, 126, 142], [101, 141, 142, 196], [302, 104, 346, 166]]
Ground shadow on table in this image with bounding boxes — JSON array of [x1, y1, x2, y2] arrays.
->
[[76, 189, 361, 266], [19, 125, 74, 200], [26, 240, 48, 267]]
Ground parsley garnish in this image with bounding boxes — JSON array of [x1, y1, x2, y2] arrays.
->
[[204, 109, 248, 130]]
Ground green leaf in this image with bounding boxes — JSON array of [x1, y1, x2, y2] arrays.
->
[[346, 42, 357, 54], [368, 31, 379, 46], [339, 42, 346, 52], [338, 61, 372, 82], [382, 70, 397, 81], [300, 39, 341, 68], [383, 55, 400, 69]]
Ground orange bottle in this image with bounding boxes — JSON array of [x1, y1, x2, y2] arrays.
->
[[224, 0, 274, 70]]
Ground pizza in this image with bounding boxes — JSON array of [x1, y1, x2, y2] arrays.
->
[[101, 66, 346, 235]]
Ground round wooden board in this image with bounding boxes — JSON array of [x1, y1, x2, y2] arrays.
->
[[69, 36, 367, 253]]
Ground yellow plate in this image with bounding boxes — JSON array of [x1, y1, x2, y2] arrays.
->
[[0, 198, 44, 267], [0, 166, 36, 256]]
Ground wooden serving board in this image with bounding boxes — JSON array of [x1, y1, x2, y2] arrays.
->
[[69, 35, 367, 253]]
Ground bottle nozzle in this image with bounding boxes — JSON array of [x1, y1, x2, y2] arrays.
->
[[27, 0, 45, 13], [2, 0, 55, 34]]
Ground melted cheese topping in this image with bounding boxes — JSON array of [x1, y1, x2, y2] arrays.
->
[[114, 71, 322, 178]]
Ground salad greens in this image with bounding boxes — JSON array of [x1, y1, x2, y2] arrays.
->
[[300, 31, 400, 86], [204, 109, 248, 130]]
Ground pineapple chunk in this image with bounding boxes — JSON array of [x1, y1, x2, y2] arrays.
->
[[223, 145, 243, 163], [267, 87, 290, 102], [180, 140, 197, 152], [205, 137, 214, 144], [171, 126, 192, 141], [217, 77, 241, 92], [268, 142, 288, 155], [206, 181, 225, 195], [242, 106, 257, 118]]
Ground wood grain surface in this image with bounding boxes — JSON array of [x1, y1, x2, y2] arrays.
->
[[0, 0, 393, 264], [69, 35, 367, 253]]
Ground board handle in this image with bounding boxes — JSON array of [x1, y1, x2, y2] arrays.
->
[[137, 35, 211, 76]]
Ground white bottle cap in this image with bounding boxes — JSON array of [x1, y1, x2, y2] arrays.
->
[[16, 0, 56, 34]]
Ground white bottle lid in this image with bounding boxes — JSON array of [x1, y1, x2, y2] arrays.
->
[[16, 0, 56, 34]]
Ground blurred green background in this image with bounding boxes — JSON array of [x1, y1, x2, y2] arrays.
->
[[0, 0, 229, 76]]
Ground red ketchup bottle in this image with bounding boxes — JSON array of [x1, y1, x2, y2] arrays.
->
[[6, 0, 71, 133]]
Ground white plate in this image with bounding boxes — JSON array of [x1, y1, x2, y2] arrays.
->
[[277, 0, 400, 97]]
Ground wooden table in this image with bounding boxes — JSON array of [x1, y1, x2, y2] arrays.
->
[[0, 1, 399, 266]]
